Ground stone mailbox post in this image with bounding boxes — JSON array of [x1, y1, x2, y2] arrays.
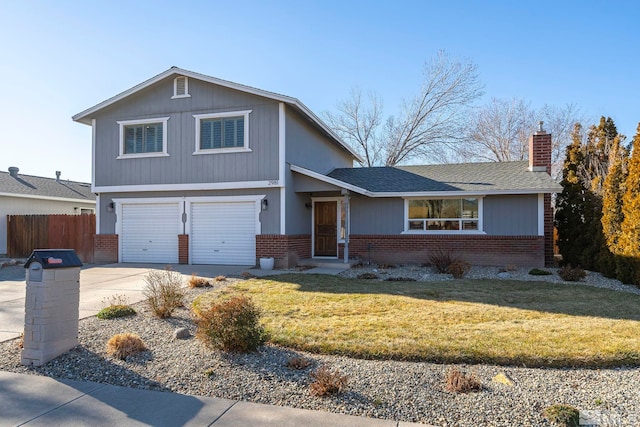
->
[[22, 249, 82, 366]]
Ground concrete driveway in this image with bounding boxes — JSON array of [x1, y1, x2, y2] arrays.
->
[[0, 263, 254, 343]]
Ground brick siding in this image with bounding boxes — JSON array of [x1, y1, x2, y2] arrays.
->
[[345, 234, 545, 267], [256, 235, 311, 268], [93, 234, 118, 264], [178, 234, 189, 264]]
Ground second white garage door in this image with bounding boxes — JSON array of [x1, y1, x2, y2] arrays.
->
[[190, 202, 256, 265]]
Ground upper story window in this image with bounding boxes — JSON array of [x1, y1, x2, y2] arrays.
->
[[117, 117, 170, 159], [193, 110, 252, 155], [405, 197, 482, 233], [172, 76, 190, 98]]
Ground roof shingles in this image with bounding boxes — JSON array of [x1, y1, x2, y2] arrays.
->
[[327, 161, 561, 194], [0, 171, 95, 201]]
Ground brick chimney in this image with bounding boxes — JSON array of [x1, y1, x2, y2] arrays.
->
[[529, 121, 552, 173]]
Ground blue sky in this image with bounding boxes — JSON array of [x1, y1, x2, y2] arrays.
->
[[1, 0, 639, 182]]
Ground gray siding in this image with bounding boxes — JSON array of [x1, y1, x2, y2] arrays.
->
[[350, 197, 404, 234], [285, 169, 310, 234], [285, 107, 354, 174], [93, 77, 279, 187], [483, 194, 538, 235], [99, 188, 280, 235]]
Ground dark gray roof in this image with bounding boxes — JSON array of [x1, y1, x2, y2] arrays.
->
[[0, 171, 95, 202], [327, 161, 561, 194]]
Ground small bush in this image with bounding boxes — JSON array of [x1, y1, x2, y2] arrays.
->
[[196, 293, 267, 352], [384, 277, 417, 282], [445, 367, 482, 393], [357, 272, 378, 280], [143, 267, 185, 318], [286, 356, 312, 370], [428, 249, 455, 273], [241, 271, 256, 279], [543, 404, 580, 427], [189, 274, 212, 288], [97, 305, 136, 319], [448, 260, 471, 279], [106, 333, 147, 360], [529, 268, 553, 276], [97, 294, 136, 319], [377, 263, 397, 269], [351, 262, 365, 269], [558, 265, 586, 282], [214, 275, 227, 282], [309, 365, 348, 397]]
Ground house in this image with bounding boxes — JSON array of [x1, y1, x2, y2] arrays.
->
[[0, 168, 96, 255], [73, 67, 560, 268]]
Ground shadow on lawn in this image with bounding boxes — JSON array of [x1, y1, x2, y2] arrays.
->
[[260, 273, 640, 322]]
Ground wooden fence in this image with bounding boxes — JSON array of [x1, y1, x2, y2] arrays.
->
[[7, 214, 95, 262]]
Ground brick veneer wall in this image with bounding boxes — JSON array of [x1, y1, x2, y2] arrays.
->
[[256, 235, 311, 268], [529, 131, 552, 171], [346, 234, 545, 267], [94, 234, 118, 264], [178, 235, 189, 264]]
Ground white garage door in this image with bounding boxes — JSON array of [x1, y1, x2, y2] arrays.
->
[[121, 203, 179, 263], [191, 202, 256, 265]]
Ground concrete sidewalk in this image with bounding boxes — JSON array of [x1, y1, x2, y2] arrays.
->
[[0, 372, 428, 427]]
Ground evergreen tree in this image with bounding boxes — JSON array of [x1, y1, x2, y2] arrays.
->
[[556, 124, 592, 267], [618, 123, 640, 285], [601, 135, 628, 253]]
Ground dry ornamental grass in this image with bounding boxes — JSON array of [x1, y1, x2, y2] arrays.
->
[[106, 333, 147, 360]]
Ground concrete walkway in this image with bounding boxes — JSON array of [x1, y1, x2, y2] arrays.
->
[[0, 372, 428, 427]]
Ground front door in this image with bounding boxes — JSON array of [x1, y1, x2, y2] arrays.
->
[[314, 201, 337, 257]]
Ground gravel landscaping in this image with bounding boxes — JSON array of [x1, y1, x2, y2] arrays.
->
[[1, 267, 639, 426]]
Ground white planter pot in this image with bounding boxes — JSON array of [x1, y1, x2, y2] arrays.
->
[[259, 257, 274, 270]]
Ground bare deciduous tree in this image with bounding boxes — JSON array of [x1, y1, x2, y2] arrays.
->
[[324, 88, 384, 167], [453, 98, 584, 179], [324, 50, 483, 166]]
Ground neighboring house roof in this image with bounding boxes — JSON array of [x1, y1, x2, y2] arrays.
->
[[0, 170, 96, 203], [71, 67, 363, 163], [291, 161, 561, 197]]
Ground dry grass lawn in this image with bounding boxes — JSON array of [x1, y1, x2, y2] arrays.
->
[[193, 274, 640, 367]]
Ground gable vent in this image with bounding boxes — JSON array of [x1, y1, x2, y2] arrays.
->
[[173, 76, 189, 98]]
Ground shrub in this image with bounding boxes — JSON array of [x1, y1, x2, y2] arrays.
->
[[558, 265, 586, 282], [214, 275, 227, 282], [241, 271, 256, 279], [384, 277, 417, 282], [448, 260, 471, 279], [97, 294, 136, 319], [357, 272, 378, 280], [189, 274, 212, 288], [351, 261, 365, 269], [196, 293, 267, 352], [428, 249, 455, 273], [286, 356, 312, 370], [377, 263, 397, 269], [543, 404, 580, 427], [529, 268, 553, 276], [97, 305, 136, 319], [445, 367, 482, 393], [143, 267, 185, 318], [106, 333, 147, 360], [309, 365, 348, 396]]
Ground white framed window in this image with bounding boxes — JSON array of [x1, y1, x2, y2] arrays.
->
[[117, 117, 170, 159], [403, 197, 484, 233], [193, 110, 252, 154], [172, 76, 190, 98]]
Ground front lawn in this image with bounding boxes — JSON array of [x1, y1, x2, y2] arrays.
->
[[193, 274, 640, 367]]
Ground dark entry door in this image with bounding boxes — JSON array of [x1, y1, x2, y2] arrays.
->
[[314, 201, 337, 257]]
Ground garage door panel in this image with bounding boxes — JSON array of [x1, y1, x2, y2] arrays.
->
[[191, 202, 256, 265], [121, 204, 179, 263]]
